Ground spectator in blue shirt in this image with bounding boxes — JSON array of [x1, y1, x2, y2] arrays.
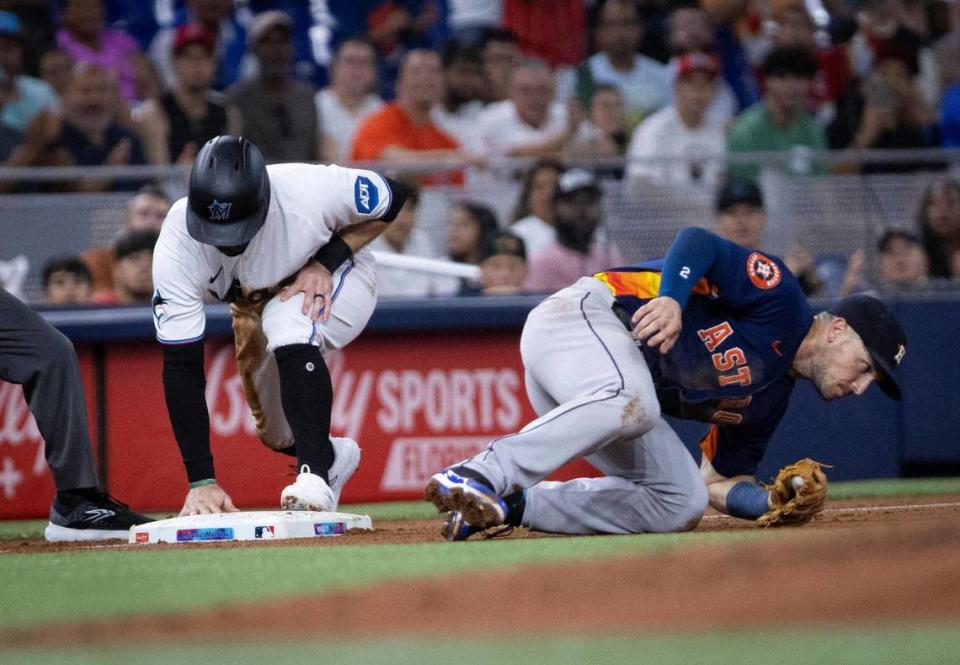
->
[[0, 12, 60, 133]]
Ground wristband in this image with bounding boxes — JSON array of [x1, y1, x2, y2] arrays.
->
[[725, 481, 771, 520], [189, 478, 217, 489], [312, 235, 353, 274]]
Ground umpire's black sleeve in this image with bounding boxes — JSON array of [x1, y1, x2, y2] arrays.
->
[[162, 340, 214, 483], [378, 176, 411, 222]]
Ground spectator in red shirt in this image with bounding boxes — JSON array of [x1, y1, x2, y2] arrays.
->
[[502, 0, 586, 68], [137, 23, 236, 166]]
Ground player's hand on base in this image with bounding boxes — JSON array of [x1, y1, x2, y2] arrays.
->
[[281, 262, 334, 322], [180, 483, 238, 516], [631, 296, 682, 354]]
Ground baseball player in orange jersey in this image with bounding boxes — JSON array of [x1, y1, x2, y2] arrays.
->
[[152, 136, 409, 516]]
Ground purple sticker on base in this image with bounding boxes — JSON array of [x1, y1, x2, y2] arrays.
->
[[314, 522, 346, 536], [177, 527, 235, 542]]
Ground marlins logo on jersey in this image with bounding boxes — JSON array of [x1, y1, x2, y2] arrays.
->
[[152, 291, 167, 324]]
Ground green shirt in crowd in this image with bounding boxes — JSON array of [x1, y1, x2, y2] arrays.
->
[[727, 103, 827, 180]]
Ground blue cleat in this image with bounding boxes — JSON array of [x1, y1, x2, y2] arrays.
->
[[424, 469, 508, 529], [441, 510, 513, 542]]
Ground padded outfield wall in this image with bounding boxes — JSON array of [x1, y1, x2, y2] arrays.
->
[[0, 294, 957, 518]]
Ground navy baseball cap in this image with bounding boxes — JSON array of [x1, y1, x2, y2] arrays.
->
[[480, 230, 526, 262], [716, 177, 763, 212], [828, 295, 907, 401]]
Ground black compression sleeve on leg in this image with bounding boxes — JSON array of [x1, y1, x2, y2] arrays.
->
[[274, 344, 334, 482], [162, 341, 213, 483]]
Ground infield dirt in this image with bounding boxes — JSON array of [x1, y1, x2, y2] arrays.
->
[[3, 495, 959, 647]]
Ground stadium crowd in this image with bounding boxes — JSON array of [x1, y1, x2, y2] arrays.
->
[[0, 0, 959, 304]]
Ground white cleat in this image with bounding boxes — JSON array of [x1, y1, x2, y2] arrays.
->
[[328, 437, 361, 510], [281, 465, 335, 512]]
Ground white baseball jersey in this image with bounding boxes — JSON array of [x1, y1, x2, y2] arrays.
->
[[152, 163, 393, 343]]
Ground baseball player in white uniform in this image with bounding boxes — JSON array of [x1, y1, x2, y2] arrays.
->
[[152, 135, 409, 516]]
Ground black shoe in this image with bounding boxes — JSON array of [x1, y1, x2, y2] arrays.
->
[[45, 491, 154, 542]]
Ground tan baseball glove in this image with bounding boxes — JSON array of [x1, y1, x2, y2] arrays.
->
[[756, 459, 831, 527]]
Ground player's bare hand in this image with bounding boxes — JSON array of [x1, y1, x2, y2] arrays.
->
[[104, 137, 132, 166], [180, 483, 238, 516], [23, 109, 63, 151], [280, 262, 334, 322], [631, 296, 682, 354]]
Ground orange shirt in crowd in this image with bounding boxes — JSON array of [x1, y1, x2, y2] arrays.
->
[[81, 246, 116, 293], [89, 290, 121, 305], [351, 102, 464, 185]]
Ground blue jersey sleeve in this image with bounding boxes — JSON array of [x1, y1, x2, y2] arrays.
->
[[658, 227, 731, 308], [660, 228, 808, 328]]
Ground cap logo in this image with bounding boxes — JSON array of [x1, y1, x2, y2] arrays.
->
[[207, 199, 232, 221], [894, 344, 906, 366], [746, 252, 781, 290]]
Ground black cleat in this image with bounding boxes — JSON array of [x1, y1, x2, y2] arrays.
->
[[44, 492, 154, 542]]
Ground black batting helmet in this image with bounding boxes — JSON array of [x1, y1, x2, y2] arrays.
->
[[186, 136, 271, 247]]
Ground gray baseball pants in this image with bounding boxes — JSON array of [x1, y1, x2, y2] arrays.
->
[[460, 277, 707, 534], [0, 288, 99, 490]]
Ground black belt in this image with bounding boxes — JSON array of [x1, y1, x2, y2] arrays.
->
[[611, 301, 633, 331]]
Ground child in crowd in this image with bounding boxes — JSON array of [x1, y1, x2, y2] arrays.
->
[[461, 230, 528, 296], [42, 256, 92, 305]]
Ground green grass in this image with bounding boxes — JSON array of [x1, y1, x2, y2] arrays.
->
[[3, 626, 960, 665], [0, 529, 755, 629], [1, 478, 957, 631], [828, 477, 960, 500]]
